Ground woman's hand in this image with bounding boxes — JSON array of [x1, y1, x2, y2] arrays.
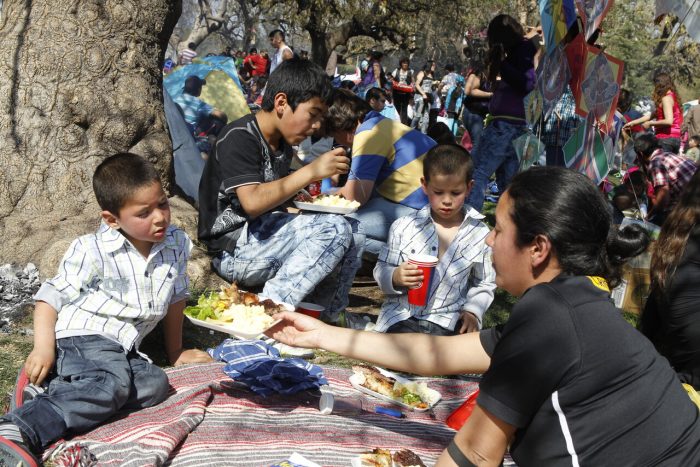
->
[[392, 262, 424, 289], [24, 346, 56, 386], [266, 311, 328, 349], [642, 121, 653, 130]]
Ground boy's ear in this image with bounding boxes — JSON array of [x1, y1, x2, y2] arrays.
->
[[274, 92, 288, 115], [101, 210, 120, 230], [420, 176, 428, 193], [466, 179, 475, 194]]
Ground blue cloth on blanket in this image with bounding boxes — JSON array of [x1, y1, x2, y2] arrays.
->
[[208, 339, 327, 396]]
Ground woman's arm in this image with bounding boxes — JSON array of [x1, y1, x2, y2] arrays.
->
[[466, 74, 492, 98], [644, 95, 674, 129], [415, 71, 427, 98], [624, 113, 651, 128], [436, 405, 516, 466], [269, 312, 492, 375]]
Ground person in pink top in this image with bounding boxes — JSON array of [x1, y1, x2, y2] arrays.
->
[[625, 72, 683, 154]]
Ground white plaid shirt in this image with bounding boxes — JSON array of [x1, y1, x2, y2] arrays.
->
[[34, 222, 192, 352], [373, 205, 496, 332]]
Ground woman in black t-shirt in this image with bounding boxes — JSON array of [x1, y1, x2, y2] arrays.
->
[[269, 167, 700, 466]]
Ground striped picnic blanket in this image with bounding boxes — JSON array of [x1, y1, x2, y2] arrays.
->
[[46, 362, 477, 466]]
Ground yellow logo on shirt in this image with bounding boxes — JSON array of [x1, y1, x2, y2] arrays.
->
[[587, 276, 610, 292]]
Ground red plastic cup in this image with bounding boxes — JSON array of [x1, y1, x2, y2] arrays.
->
[[446, 389, 479, 430], [407, 254, 438, 306], [296, 302, 324, 319]]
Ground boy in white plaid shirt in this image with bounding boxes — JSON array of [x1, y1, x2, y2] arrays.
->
[[0, 153, 211, 465], [374, 144, 496, 335]]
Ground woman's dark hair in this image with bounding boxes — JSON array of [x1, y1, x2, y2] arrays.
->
[[634, 133, 660, 158], [651, 72, 681, 108], [507, 167, 649, 288], [650, 170, 700, 294], [261, 58, 333, 111], [422, 61, 435, 73], [399, 57, 410, 66], [370, 50, 383, 61], [486, 14, 525, 84]]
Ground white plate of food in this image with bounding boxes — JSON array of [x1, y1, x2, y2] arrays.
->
[[349, 365, 441, 412], [293, 193, 360, 215], [184, 284, 292, 340]]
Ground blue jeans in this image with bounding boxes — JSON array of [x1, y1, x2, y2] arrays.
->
[[467, 119, 527, 211], [346, 196, 418, 260], [461, 109, 485, 152], [215, 212, 360, 323], [411, 95, 429, 133], [4, 335, 169, 451]]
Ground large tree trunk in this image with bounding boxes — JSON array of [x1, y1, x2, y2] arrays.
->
[[0, 0, 181, 273]]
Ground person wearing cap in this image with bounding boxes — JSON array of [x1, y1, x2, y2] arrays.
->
[[172, 76, 227, 134]]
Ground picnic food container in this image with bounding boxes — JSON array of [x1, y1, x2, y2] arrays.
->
[[407, 254, 438, 306], [349, 367, 441, 412]]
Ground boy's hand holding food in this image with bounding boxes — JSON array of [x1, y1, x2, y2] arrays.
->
[[309, 147, 350, 180], [392, 262, 424, 289]]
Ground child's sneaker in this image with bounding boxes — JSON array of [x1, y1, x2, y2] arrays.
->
[[0, 434, 40, 467], [9, 368, 47, 412]]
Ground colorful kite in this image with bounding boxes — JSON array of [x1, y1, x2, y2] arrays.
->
[[563, 114, 611, 185], [537, 45, 572, 120], [565, 34, 624, 132], [524, 89, 544, 126], [513, 132, 545, 171], [539, 0, 578, 54], [576, 0, 615, 41], [581, 52, 619, 119]]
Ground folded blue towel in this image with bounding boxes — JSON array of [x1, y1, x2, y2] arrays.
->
[[208, 339, 328, 396]]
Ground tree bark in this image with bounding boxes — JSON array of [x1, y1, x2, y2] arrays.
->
[[0, 0, 181, 271]]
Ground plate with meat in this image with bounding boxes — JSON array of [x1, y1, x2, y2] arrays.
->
[[351, 448, 427, 467], [293, 192, 360, 215], [184, 283, 292, 339], [349, 365, 441, 412]]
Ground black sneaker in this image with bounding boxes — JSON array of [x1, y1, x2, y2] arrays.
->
[[0, 435, 40, 467], [9, 368, 47, 412]]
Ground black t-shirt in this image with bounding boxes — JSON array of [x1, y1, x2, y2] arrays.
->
[[478, 275, 700, 467], [642, 230, 700, 390], [197, 113, 292, 253]]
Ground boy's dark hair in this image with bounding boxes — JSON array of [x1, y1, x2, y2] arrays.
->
[[261, 58, 333, 111], [365, 87, 386, 103], [370, 50, 383, 61], [268, 29, 285, 40], [427, 122, 456, 145], [93, 153, 161, 215], [326, 88, 371, 133], [249, 47, 257, 54], [626, 170, 647, 187], [423, 144, 474, 182], [690, 135, 700, 145], [633, 133, 660, 157], [188, 42, 196, 49]]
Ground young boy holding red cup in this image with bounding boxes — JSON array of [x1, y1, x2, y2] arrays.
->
[[373, 144, 496, 335]]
